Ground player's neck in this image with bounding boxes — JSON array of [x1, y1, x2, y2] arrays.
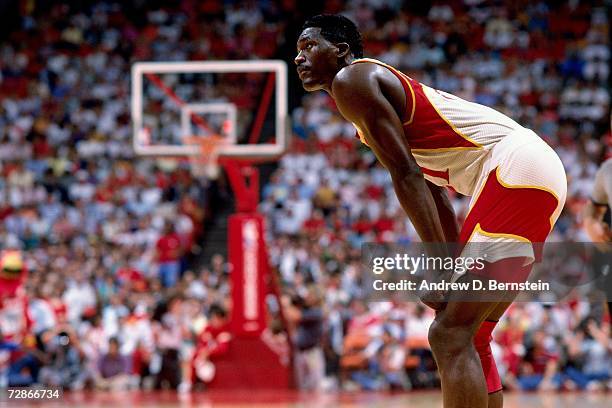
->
[[323, 58, 353, 94]]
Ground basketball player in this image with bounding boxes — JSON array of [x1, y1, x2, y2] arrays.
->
[[583, 157, 612, 317], [295, 15, 567, 408]]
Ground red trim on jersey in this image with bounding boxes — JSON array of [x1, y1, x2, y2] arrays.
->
[[404, 80, 479, 150], [351, 59, 480, 150], [459, 167, 558, 244], [420, 166, 450, 184]]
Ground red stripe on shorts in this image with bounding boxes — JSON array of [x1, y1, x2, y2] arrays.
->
[[459, 167, 558, 244], [420, 166, 450, 184]]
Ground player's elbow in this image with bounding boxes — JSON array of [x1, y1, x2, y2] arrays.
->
[[388, 163, 424, 183]]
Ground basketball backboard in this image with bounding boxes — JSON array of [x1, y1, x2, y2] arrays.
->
[[131, 60, 288, 159]]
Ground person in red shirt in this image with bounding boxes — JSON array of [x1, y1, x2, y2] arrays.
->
[[155, 221, 183, 288], [302, 209, 326, 235], [180, 305, 231, 393], [116, 262, 147, 292], [194, 305, 231, 370]]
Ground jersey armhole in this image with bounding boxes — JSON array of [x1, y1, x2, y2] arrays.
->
[[402, 80, 416, 125], [352, 58, 416, 126]]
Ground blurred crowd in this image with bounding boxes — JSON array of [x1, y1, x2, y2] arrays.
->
[[0, 0, 247, 392], [0, 0, 611, 394]]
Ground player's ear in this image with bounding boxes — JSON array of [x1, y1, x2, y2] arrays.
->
[[336, 42, 350, 59]]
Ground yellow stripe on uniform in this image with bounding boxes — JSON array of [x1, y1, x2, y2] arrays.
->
[[467, 223, 532, 243]]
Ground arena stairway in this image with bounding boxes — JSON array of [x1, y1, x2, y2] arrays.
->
[[192, 161, 277, 268]]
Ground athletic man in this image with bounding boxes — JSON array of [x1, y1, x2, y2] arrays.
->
[[583, 157, 612, 317], [295, 14, 567, 407]]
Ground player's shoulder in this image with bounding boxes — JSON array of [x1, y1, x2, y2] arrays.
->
[[334, 62, 375, 87], [332, 60, 387, 98]]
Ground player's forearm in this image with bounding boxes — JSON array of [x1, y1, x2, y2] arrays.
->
[[392, 170, 449, 255], [427, 181, 459, 243]]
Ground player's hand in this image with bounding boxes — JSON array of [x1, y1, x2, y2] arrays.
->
[[418, 268, 452, 311], [419, 289, 447, 311]]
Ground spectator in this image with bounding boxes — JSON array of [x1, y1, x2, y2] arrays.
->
[[153, 308, 182, 390], [1, 329, 19, 387], [155, 221, 183, 288], [182, 304, 231, 392], [284, 287, 325, 391], [38, 328, 89, 390], [564, 318, 611, 390], [5, 333, 47, 388], [63, 272, 96, 324], [313, 178, 338, 216], [352, 326, 408, 391], [514, 330, 562, 391], [95, 337, 131, 390]]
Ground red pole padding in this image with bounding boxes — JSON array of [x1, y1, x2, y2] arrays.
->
[[228, 213, 268, 337]]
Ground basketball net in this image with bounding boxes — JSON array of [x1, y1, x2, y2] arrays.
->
[[182, 135, 226, 179]]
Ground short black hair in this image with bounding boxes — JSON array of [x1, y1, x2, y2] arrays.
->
[[209, 304, 227, 319], [302, 14, 363, 59]]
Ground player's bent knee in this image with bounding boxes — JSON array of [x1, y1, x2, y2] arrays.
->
[[428, 319, 473, 357]]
